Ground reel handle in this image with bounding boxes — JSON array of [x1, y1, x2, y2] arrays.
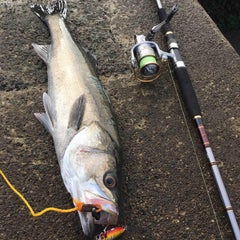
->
[[158, 8, 172, 34], [165, 5, 178, 24]]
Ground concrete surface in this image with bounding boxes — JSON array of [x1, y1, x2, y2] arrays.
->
[[1, 0, 240, 239]]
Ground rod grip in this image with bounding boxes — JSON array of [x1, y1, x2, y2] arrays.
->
[[174, 67, 201, 117]]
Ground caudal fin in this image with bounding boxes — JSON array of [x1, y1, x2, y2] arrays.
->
[[30, 0, 67, 21]]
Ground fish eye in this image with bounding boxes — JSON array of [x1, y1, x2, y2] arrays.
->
[[103, 172, 117, 189]]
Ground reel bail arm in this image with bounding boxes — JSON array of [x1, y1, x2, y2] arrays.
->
[[146, 4, 178, 41]]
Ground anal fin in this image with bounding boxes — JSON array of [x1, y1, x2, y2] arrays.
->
[[32, 43, 50, 63], [34, 112, 53, 134], [35, 92, 56, 135]]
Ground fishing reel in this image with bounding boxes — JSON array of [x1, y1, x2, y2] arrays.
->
[[130, 4, 178, 82], [131, 35, 173, 82]]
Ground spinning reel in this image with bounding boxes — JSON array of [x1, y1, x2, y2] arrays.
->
[[130, 5, 178, 82]]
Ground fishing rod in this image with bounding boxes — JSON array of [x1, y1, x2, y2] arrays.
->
[[130, 1, 240, 239]]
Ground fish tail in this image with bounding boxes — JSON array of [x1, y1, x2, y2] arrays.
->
[[30, 0, 67, 21]]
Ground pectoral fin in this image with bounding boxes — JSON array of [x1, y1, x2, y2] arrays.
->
[[68, 95, 85, 131], [34, 92, 56, 135]]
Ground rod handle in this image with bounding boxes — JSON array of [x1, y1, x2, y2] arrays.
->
[[174, 67, 201, 117], [158, 7, 201, 117]]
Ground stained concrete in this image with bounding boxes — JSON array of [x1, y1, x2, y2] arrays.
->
[[1, 0, 240, 239]]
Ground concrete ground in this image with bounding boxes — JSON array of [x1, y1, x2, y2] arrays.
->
[[1, 0, 240, 239]]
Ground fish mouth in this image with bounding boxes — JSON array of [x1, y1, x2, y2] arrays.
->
[[84, 190, 118, 220], [77, 188, 118, 236]]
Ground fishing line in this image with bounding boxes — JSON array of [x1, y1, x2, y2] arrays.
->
[[1, 169, 127, 239], [0, 169, 101, 217], [167, 62, 224, 239]]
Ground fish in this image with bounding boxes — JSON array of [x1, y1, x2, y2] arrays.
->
[[30, 0, 120, 237]]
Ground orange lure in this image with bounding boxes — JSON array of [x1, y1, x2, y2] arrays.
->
[[96, 226, 126, 240]]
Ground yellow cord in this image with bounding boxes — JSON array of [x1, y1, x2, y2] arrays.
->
[[0, 169, 83, 217]]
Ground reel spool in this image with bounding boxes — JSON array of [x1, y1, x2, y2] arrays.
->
[[131, 35, 173, 82], [135, 42, 160, 81]]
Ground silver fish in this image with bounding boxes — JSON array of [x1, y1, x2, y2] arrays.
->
[[30, 0, 119, 236]]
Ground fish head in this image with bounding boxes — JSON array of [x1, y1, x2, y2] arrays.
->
[[77, 164, 119, 233], [77, 171, 119, 236], [61, 132, 119, 237]]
